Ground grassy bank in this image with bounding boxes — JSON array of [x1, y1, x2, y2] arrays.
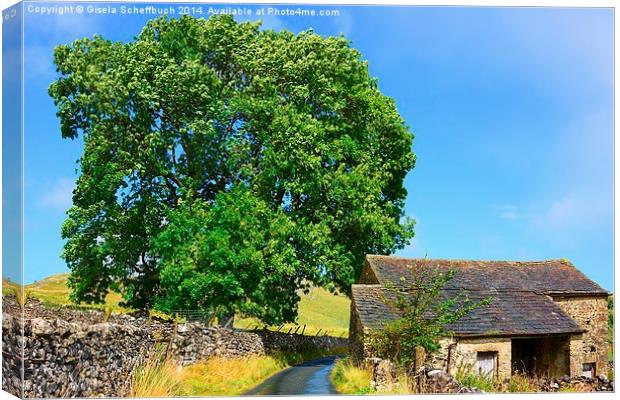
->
[[331, 358, 374, 394], [132, 348, 346, 397], [331, 358, 410, 395]]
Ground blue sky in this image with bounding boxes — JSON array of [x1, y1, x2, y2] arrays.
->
[[19, 3, 613, 289]]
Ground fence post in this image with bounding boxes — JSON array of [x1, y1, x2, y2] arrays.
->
[[412, 346, 426, 393]]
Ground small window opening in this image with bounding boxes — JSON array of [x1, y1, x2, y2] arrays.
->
[[582, 363, 596, 378]]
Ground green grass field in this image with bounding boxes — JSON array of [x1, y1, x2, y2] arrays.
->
[[3, 274, 351, 336], [235, 286, 351, 337]]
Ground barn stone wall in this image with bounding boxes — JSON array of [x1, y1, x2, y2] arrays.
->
[[552, 295, 609, 377], [348, 299, 366, 363], [446, 337, 512, 381]]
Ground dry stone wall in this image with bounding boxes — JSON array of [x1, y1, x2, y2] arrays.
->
[[24, 317, 152, 398], [2, 311, 24, 398], [2, 297, 348, 398]]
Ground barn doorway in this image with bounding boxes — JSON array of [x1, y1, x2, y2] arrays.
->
[[511, 338, 542, 375], [511, 336, 570, 377]]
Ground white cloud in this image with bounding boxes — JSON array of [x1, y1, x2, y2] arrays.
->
[[493, 204, 527, 220], [531, 190, 609, 233], [39, 178, 75, 210]]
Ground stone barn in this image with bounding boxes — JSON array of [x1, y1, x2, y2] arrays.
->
[[349, 255, 609, 381]]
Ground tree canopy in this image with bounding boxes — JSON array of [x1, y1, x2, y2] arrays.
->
[[49, 15, 415, 324]]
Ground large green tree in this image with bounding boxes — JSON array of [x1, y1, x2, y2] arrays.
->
[[49, 15, 415, 324]]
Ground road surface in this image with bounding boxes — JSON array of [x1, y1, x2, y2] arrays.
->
[[244, 356, 340, 395]]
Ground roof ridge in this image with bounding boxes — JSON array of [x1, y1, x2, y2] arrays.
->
[[366, 254, 574, 265], [363, 254, 607, 295]]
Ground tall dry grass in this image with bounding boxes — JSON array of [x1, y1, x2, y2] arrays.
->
[[176, 355, 286, 396], [505, 372, 537, 393], [130, 350, 182, 398], [331, 358, 374, 394], [130, 347, 345, 397]]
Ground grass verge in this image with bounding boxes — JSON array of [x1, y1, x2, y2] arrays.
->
[[130, 350, 182, 397], [331, 357, 411, 395], [131, 347, 347, 397], [331, 358, 374, 394]]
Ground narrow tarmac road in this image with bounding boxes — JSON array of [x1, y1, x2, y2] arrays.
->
[[244, 356, 341, 396]]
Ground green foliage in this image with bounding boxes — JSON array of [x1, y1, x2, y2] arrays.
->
[[49, 15, 415, 320], [368, 264, 491, 368], [153, 185, 307, 324]]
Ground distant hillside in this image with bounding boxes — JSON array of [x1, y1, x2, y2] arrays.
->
[[3, 274, 128, 312], [3, 274, 350, 336]]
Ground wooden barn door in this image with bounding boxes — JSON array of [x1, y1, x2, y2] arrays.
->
[[476, 351, 497, 376]]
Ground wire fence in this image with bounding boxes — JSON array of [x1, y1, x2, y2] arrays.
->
[[172, 309, 216, 325], [170, 310, 348, 337]]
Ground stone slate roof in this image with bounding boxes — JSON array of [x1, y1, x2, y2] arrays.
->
[[351, 255, 606, 337], [365, 255, 607, 295], [442, 290, 584, 337], [352, 285, 585, 337], [351, 285, 398, 328]]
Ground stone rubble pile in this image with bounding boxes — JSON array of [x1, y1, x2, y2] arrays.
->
[[424, 368, 483, 393], [365, 356, 614, 394], [538, 374, 614, 392], [365, 358, 482, 394]]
